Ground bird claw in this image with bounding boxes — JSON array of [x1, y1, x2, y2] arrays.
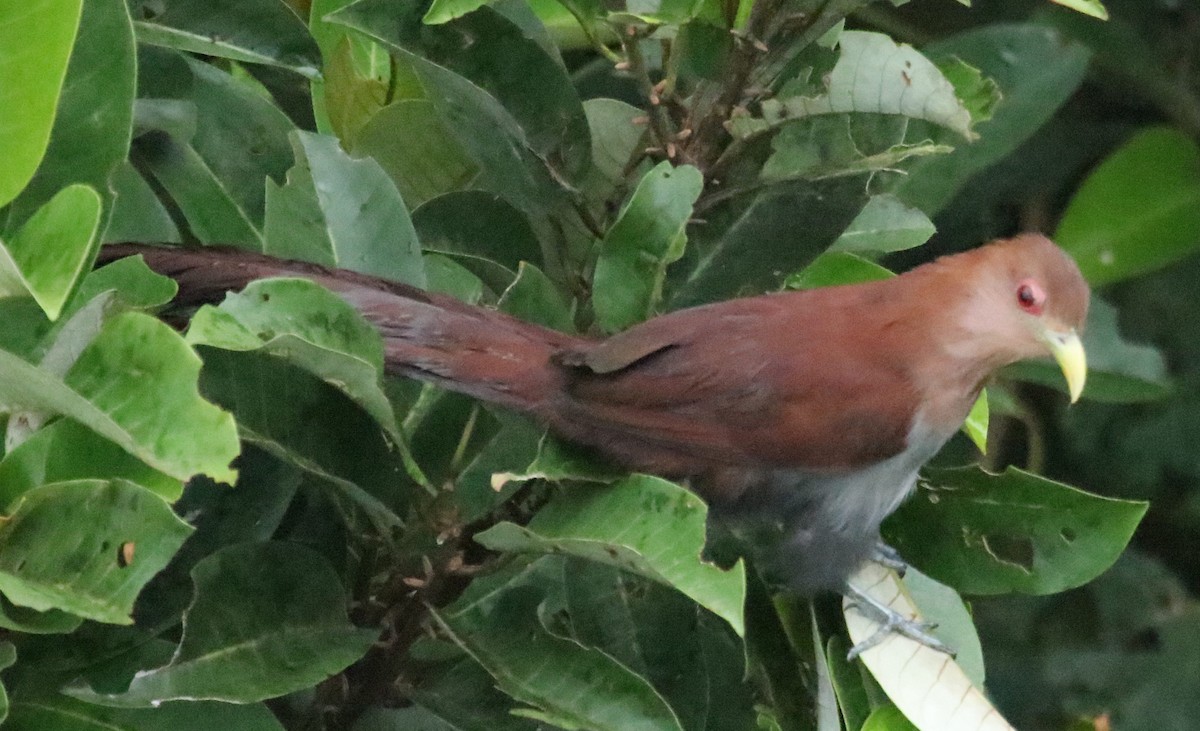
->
[[871, 541, 908, 576], [843, 583, 956, 661]]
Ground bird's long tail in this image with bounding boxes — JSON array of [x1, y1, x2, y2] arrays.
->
[[98, 244, 582, 416]]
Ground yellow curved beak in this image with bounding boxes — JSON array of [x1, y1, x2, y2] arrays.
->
[[1041, 328, 1087, 403]]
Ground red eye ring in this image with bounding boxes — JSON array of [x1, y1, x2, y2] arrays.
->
[[1016, 280, 1045, 315]]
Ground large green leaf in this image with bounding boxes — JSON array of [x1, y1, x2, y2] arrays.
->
[[0, 420, 181, 507], [76, 542, 377, 705], [1049, 0, 1107, 19], [195, 348, 408, 530], [413, 190, 543, 292], [476, 475, 746, 636], [828, 194, 935, 255], [498, 263, 574, 332], [353, 100, 479, 208], [4, 0, 135, 231], [729, 31, 976, 141], [185, 278, 401, 442], [0, 312, 239, 483], [0, 0, 83, 207], [403, 656, 546, 731], [593, 162, 703, 332], [559, 559, 758, 731], [897, 24, 1091, 215], [435, 583, 684, 731], [0, 480, 192, 623], [327, 0, 580, 215], [130, 0, 321, 77], [1056, 128, 1200, 286], [264, 131, 425, 286], [0, 184, 101, 320], [672, 177, 869, 307], [105, 162, 181, 244], [885, 466, 1147, 595], [134, 49, 296, 250]]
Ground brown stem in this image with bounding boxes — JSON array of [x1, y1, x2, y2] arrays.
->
[[686, 0, 785, 173], [322, 483, 547, 729], [621, 29, 681, 160]]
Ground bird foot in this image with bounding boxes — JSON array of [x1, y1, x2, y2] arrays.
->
[[871, 542, 908, 576], [843, 583, 955, 660]]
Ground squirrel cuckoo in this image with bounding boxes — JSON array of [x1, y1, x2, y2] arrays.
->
[[102, 233, 1089, 647]]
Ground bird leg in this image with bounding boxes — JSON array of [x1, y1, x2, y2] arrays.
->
[[842, 583, 955, 660], [870, 542, 908, 576]]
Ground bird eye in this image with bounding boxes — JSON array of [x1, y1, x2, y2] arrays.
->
[[1016, 280, 1045, 314]]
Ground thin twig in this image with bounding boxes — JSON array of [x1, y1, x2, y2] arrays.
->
[[620, 27, 680, 159]]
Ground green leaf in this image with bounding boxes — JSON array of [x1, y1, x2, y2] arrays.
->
[[897, 25, 1091, 215], [962, 391, 989, 453], [0, 0, 83, 207], [186, 278, 402, 442], [413, 190, 542, 292], [105, 162, 181, 244], [829, 194, 935, 255], [861, 704, 918, 731], [732, 31, 977, 140], [560, 560, 758, 731], [615, 0, 706, 24], [582, 99, 646, 200], [264, 131, 426, 286], [672, 177, 869, 307], [901, 568, 985, 686], [0, 480, 192, 623], [1049, 0, 1107, 20], [195, 348, 408, 531], [786, 252, 893, 290], [475, 475, 746, 636], [0, 184, 101, 320], [327, 0, 584, 213], [594, 162, 703, 332], [1056, 127, 1200, 286], [434, 584, 685, 731], [0, 312, 239, 483], [0, 594, 82, 634], [75, 542, 377, 705], [72, 253, 179, 313], [131, 0, 321, 77], [936, 56, 1001, 126], [0, 419, 182, 507], [1006, 298, 1170, 403], [404, 655, 546, 731], [4, 0, 135, 232], [135, 50, 296, 250], [885, 466, 1147, 595], [323, 35, 388, 147], [423, 0, 490, 24], [498, 263, 574, 332], [422, 252, 486, 303], [353, 101, 479, 209]]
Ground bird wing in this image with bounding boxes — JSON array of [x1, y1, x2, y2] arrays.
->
[[552, 289, 920, 475]]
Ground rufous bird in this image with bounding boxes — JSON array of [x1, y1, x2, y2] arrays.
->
[[102, 233, 1089, 647]]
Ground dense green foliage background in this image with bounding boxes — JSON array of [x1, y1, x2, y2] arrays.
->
[[0, 0, 1195, 729]]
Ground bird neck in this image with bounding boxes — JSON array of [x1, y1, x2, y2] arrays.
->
[[895, 261, 1017, 431]]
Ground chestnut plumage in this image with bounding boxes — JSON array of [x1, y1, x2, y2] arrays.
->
[[102, 233, 1089, 593]]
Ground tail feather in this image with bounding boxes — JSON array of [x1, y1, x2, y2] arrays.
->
[[100, 244, 581, 416]]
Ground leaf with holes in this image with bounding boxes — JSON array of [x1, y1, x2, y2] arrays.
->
[[729, 31, 976, 141], [0, 480, 192, 624], [884, 466, 1147, 595], [72, 542, 377, 705]]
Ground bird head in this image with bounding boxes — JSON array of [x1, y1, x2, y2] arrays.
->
[[951, 233, 1090, 402]]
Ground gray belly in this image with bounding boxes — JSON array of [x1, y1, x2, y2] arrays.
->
[[708, 426, 944, 594]]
